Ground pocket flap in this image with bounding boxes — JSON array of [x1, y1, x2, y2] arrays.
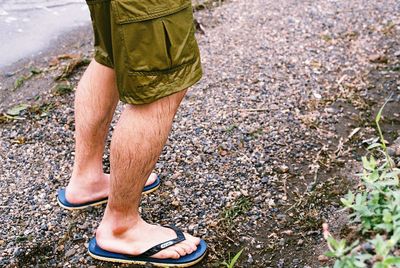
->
[[112, 0, 191, 24]]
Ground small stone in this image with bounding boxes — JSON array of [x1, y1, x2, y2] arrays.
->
[[268, 199, 275, 207], [40, 223, 48, 231], [65, 249, 76, 258], [208, 220, 218, 227], [164, 180, 173, 187], [318, 255, 329, 262], [276, 214, 286, 221], [297, 239, 304, 246], [282, 230, 293, 236], [325, 107, 336, 113], [277, 259, 285, 268], [188, 224, 198, 232], [13, 247, 23, 257], [172, 200, 180, 207], [278, 164, 289, 173], [368, 54, 388, 64], [396, 147, 400, 156], [247, 253, 254, 264], [387, 147, 396, 156], [78, 222, 89, 230]]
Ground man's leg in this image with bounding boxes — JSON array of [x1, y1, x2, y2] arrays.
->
[[96, 89, 200, 258], [66, 60, 157, 204]]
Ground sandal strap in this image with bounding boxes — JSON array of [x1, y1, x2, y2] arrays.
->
[[140, 225, 186, 257]]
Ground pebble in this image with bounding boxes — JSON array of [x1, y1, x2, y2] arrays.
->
[[247, 253, 254, 264], [368, 54, 388, 64], [65, 249, 76, 258], [318, 255, 329, 262], [172, 200, 181, 207], [278, 164, 289, 173], [164, 180, 173, 187]]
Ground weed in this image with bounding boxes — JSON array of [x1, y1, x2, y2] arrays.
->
[[321, 34, 332, 42], [221, 248, 244, 268], [14, 76, 26, 90], [226, 124, 237, 133], [53, 82, 73, 96], [6, 103, 30, 116], [222, 196, 252, 226], [12, 66, 43, 90], [324, 97, 400, 267]]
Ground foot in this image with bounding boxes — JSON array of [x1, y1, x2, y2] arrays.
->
[[96, 218, 201, 259], [65, 173, 158, 204]]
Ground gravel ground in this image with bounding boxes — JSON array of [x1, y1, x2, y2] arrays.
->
[[0, 0, 399, 267]]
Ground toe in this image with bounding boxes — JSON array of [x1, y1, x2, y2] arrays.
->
[[180, 241, 194, 254], [169, 249, 181, 259], [170, 245, 187, 257], [154, 249, 180, 259], [184, 233, 201, 246], [145, 173, 158, 186]]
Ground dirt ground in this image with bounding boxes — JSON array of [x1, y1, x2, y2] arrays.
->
[[0, 0, 399, 267]]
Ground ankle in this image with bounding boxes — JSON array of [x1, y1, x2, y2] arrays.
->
[[99, 208, 143, 236], [70, 168, 107, 184]]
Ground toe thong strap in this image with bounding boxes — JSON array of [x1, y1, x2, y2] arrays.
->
[[140, 225, 186, 257]]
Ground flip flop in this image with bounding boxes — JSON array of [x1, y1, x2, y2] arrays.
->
[[57, 176, 160, 210], [88, 225, 207, 267]]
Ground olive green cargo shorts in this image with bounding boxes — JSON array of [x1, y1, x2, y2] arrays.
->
[[86, 0, 202, 104]]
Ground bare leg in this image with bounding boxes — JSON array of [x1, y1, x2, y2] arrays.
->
[[66, 60, 157, 204], [96, 89, 200, 259]]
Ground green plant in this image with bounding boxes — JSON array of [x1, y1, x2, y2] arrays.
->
[[222, 196, 251, 225], [324, 98, 400, 267], [221, 248, 244, 268]]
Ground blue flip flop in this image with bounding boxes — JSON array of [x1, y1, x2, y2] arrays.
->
[[88, 226, 207, 267], [57, 176, 160, 210]]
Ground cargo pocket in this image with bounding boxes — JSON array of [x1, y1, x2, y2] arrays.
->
[[111, 0, 197, 76]]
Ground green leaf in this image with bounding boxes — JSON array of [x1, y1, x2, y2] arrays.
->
[[29, 67, 42, 75], [367, 143, 383, 150], [362, 156, 373, 171], [324, 251, 336, 257], [6, 103, 30, 116], [327, 236, 340, 250], [383, 256, 400, 264], [382, 210, 392, 223], [341, 191, 355, 207], [375, 96, 391, 124], [229, 248, 244, 268], [13, 76, 26, 90], [369, 156, 377, 169], [372, 262, 385, 268]]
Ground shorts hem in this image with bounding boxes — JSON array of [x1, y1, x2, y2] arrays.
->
[[119, 67, 202, 105], [94, 54, 114, 69]]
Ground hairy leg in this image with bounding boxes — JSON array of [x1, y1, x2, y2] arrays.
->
[[66, 60, 156, 204], [96, 89, 200, 259]]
